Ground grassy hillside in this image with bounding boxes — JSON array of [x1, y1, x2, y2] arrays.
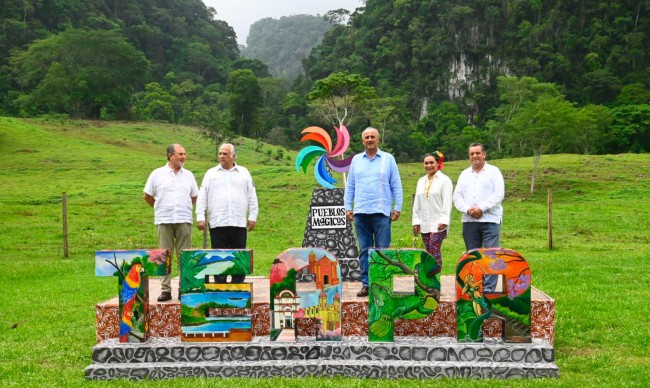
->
[[1, 116, 649, 386]]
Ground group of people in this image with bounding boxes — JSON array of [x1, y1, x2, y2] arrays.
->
[[143, 143, 258, 301], [344, 128, 504, 297], [143, 129, 504, 301]]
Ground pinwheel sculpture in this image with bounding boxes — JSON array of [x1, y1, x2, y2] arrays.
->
[[295, 125, 354, 189]]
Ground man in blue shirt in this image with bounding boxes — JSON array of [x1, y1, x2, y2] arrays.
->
[[344, 127, 403, 297]]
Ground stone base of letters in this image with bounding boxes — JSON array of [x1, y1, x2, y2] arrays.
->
[[85, 336, 558, 380]]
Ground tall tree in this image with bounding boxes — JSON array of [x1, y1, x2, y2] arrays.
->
[[487, 76, 561, 154], [507, 95, 583, 194], [572, 105, 612, 155], [226, 69, 261, 137], [232, 58, 271, 78], [132, 82, 177, 122], [367, 96, 406, 145], [608, 104, 650, 153], [307, 71, 377, 127], [11, 28, 149, 118]]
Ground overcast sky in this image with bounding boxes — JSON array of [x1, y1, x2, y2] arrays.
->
[[204, 0, 363, 45]]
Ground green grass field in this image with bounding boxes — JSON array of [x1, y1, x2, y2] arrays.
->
[[1, 116, 649, 387]]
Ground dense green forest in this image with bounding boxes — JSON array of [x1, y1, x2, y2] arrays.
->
[[1, 0, 648, 160], [242, 14, 333, 81], [302, 0, 650, 160]]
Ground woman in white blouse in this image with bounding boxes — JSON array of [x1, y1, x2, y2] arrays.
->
[[412, 151, 453, 273]]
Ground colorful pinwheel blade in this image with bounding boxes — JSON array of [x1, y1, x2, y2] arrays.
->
[[316, 155, 337, 184], [300, 133, 329, 151], [300, 126, 332, 153], [295, 145, 326, 173], [326, 155, 354, 173], [315, 156, 337, 189], [330, 124, 350, 157]]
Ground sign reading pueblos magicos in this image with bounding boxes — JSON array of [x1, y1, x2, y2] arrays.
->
[[311, 206, 346, 229]]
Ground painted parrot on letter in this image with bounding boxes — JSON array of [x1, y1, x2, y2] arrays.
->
[[119, 262, 143, 342]]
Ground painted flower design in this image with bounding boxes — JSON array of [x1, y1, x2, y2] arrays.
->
[[148, 249, 168, 265], [489, 258, 507, 271], [483, 249, 498, 261], [507, 273, 531, 299], [295, 125, 353, 189]]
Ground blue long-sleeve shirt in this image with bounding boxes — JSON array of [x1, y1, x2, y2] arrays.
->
[[344, 149, 403, 217]]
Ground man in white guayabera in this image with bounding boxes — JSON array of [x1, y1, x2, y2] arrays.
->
[[144, 144, 198, 301], [196, 143, 258, 282]]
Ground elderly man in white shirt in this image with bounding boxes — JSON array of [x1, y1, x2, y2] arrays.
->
[[453, 143, 505, 250], [144, 144, 199, 301], [196, 144, 258, 274]]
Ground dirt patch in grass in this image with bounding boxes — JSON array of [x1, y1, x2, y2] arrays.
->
[[543, 167, 564, 174], [106, 140, 128, 147], [564, 346, 600, 357]]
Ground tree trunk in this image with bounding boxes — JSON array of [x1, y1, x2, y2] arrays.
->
[[339, 119, 348, 187], [531, 152, 542, 194]]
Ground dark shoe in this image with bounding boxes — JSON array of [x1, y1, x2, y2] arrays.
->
[[157, 292, 172, 302], [356, 286, 369, 297]]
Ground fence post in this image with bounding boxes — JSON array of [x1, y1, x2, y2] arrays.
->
[[62, 192, 69, 257], [548, 189, 553, 250]]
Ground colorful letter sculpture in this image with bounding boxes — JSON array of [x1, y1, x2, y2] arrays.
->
[[456, 248, 532, 343], [270, 248, 342, 342], [179, 249, 254, 342], [95, 249, 171, 343], [367, 249, 441, 342]]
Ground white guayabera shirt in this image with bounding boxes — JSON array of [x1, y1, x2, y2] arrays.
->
[[196, 164, 258, 228], [453, 162, 505, 224], [143, 165, 199, 225]]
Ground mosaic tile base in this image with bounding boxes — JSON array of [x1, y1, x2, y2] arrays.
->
[[86, 337, 558, 380]]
